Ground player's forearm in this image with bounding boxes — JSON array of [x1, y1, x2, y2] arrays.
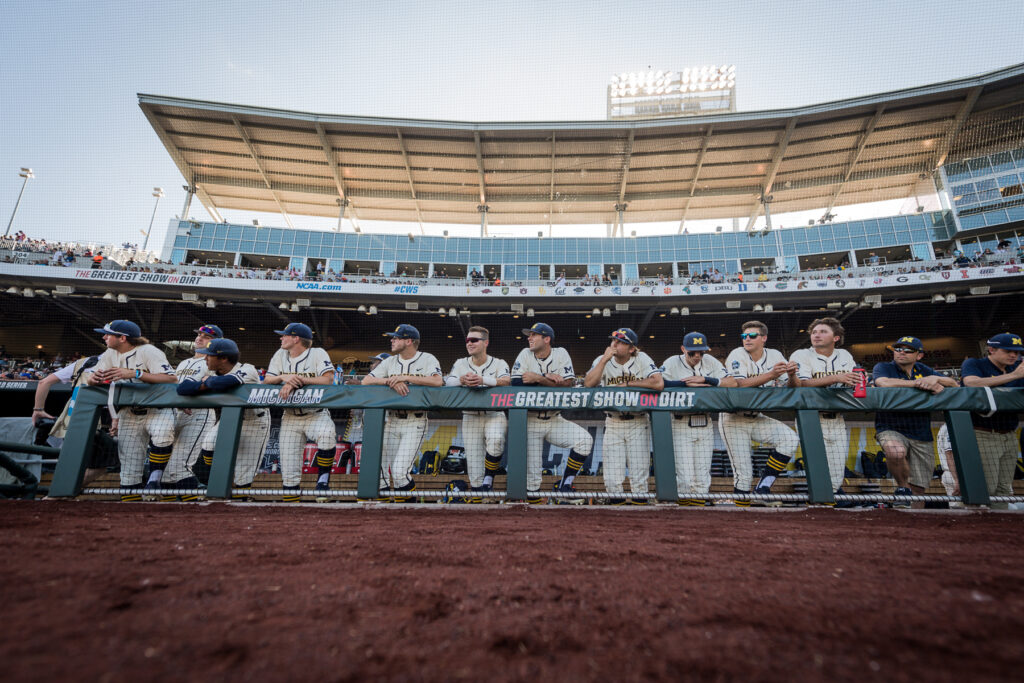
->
[[33, 375, 59, 409], [961, 375, 1013, 387], [495, 376, 511, 387], [873, 378, 917, 388], [406, 375, 443, 387], [263, 374, 285, 385], [360, 375, 387, 386], [302, 373, 334, 386], [582, 369, 602, 387], [626, 375, 664, 391], [143, 372, 177, 384], [796, 376, 842, 387], [735, 373, 775, 388]]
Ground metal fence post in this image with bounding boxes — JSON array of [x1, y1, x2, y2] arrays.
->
[[357, 409, 385, 499], [649, 411, 677, 502], [944, 410, 990, 506], [206, 407, 244, 499], [505, 409, 528, 501], [795, 410, 834, 504]]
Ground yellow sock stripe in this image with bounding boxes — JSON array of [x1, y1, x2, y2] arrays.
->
[[485, 461, 500, 471], [315, 457, 334, 467], [766, 456, 787, 471], [121, 494, 142, 501], [149, 454, 171, 464], [566, 458, 584, 470], [203, 455, 213, 465]]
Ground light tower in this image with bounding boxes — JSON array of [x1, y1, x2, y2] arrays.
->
[[607, 66, 736, 120]]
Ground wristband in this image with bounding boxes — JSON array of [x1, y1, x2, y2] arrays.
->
[[135, 369, 143, 380], [704, 376, 719, 386], [482, 376, 497, 387]]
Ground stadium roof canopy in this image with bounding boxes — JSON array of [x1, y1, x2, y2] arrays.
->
[[139, 62, 1024, 231]]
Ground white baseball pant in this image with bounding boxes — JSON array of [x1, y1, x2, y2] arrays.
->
[[670, 414, 715, 497], [277, 410, 336, 487], [115, 407, 176, 486], [526, 413, 593, 492], [381, 412, 428, 488], [462, 412, 507, 488], [200, 410, 272, 486], [602, 416, 650, 496], [165, 408, 215, 483], [719, 412, 799, 492]]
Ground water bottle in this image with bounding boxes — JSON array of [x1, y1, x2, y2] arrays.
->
[[853, 366, 867, 399]]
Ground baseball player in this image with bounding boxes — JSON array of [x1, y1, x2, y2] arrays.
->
[[789, 317, 860, 497], [32, 354, 111, 486], [362, 324, 443, 501], [720, 320, 800, 506], [177, 338, 271, 500], [157, 324, 222, 500], [583, 327, 663, 504], [873, 336, 957, 508], [85, 320, 176, 501], [444, 326, 510, 500], [263, 322, 336, 502], [959, 332, 1024, 510], [511, 322, 594, 503], [660, 332, 737, 506]]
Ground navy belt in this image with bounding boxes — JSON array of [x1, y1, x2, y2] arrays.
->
[[392, 411, 426, 419]]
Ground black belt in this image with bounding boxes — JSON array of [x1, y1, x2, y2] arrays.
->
[[820, 412, 840, 419], [391, 411, 426, 419], [532, 412, 559, 420], [674, 413, 709, 420], [741, 411, 761, 418], [130, 407, 148, 416], [607, 413, 644, 421]]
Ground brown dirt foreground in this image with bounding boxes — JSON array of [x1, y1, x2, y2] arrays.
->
[[2, 503, 1023, 683]]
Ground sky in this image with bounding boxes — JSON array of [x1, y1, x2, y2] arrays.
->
[[2, 0, 1023, 250]]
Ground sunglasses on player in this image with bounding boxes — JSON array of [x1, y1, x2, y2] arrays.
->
[[686, 350, 705, 356], [197, 326, 219, 338], [740, 332, 762, 339], [892, 347, 919, 354], [465, 337, 485, 344]]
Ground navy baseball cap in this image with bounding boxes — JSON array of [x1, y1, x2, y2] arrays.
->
[[194, 324, 224, 339], [370, 352, 391, 361], [384, 324, 420, 340], [197, 338, 239, 357], [522, 322, 555, 338], [94, 320, 141, 338], [275, 322, 313, 339], [682, 331, 711, 351], [891, 336, 924, 351], [610, 327, 639, 346], [986, 332, 1024, 351]]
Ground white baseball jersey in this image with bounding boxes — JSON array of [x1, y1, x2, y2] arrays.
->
[[446, 356, 510, 386], [511, 347, 575, 382], [660, 354, 729, 382], [725, 347, 791, 387], [175, 356, 212, 383], [92, 344, 175, 380], [589, 351, 660, 386], [369, 351, 443, 381], [267, 346, 334, 416], [790, 348, 856, 387]]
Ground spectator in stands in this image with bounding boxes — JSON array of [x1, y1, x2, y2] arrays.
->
[[866, 252, 880, 266], [959, 333, 1024, 510], [872, 336, 958, 508], [954, 252, 971, 267], [91, 252, 104, 269]]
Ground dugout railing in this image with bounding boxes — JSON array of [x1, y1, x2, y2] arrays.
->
[[47, 384, 1024, 506]]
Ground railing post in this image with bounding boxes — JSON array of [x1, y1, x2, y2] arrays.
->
[[505, 409, 528, 501], [49, 402, 102, 497], [649, 411, 677, 502], [206, 407, 244, 499], [357, 409, 385, 499], [795, 410, 834, 504], [944, 410, 990, 506]]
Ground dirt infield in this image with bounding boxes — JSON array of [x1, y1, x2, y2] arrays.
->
[[2, 503, 1023, 682]]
